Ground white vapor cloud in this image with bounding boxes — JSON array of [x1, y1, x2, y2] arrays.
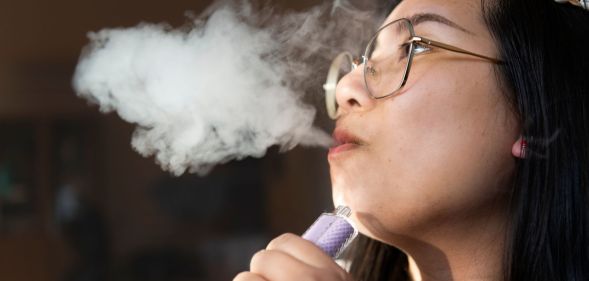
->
[[73, 0, 381, 175]]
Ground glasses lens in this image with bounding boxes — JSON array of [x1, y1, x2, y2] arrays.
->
[[364, 19, 413, 98], [324, 52, 354, 119], [334, 54, 354, 84]]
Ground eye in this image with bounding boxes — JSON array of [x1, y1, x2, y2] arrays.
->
[[413, 42, 432, 55], [399, 42, 432, 60]]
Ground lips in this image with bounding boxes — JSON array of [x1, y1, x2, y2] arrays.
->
[[329, 129, 364, 156]]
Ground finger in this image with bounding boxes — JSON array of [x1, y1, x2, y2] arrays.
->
[[266, 233, 339, 269], [250, 249, 325, 281], [233, 271, 268, 281]]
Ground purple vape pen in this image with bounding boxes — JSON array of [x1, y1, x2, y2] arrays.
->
[[302, 206, 358, 259]]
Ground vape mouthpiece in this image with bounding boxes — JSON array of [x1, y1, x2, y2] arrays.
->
[[302, 206, 358, 259]]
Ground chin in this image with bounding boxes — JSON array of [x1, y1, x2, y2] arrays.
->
[[348, 209, 397, 245]]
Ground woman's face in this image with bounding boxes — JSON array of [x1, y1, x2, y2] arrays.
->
[[329, 0, 519, 245]]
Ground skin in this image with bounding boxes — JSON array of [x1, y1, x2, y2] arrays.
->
[[235, 0, 524, 280]]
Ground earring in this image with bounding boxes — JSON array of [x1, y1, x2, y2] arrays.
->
[[520, 139, 528, 158]]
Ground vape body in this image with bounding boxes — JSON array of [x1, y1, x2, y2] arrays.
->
[[302, 206, 358, 259]]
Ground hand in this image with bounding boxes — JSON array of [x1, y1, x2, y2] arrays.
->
[[233, 233, 354, 281]]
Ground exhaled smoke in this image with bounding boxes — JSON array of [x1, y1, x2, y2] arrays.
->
[[72, 0, 382, 176]]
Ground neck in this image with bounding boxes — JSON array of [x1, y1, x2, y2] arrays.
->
[[401, 203, 508, 281]]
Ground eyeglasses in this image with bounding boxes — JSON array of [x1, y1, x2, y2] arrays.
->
[[324, 18, 503, 119]]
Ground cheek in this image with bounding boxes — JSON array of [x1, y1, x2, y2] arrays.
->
[[388, 63, 515, 168]]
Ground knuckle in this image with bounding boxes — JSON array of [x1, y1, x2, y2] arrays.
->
[[250, 250, 271, 270], [267, 233, 296, 250], [232, 271, 250, 281]]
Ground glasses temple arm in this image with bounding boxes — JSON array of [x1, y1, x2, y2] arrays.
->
[[411, 36, 504, 64]]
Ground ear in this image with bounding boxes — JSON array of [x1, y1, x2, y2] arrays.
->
[[512, 136, 527, 159]]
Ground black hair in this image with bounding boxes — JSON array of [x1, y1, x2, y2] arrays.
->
[[485, 0, 589, 280], [346, 0, 589, 280]]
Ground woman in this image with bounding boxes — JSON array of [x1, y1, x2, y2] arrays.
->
[[234, 0, 589, 280]]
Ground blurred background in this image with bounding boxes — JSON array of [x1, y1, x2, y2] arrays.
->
[[0, 0, 335, 280]]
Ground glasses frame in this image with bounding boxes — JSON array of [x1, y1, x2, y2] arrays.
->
[[362, 18, 503, 99], [323, 18, 505, 119]]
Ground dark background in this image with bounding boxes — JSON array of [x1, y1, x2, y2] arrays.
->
[[0, 0, 334, 280]]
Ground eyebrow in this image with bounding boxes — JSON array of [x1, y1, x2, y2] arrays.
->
[[407, 13, 474, 35]]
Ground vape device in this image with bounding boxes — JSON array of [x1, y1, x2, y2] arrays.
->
[[302, 206, 358, 259]]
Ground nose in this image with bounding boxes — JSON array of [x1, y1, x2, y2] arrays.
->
[[335, 66, 377, 117]]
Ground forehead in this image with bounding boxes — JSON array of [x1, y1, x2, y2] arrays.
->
[[386, 0, 486, 34]]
